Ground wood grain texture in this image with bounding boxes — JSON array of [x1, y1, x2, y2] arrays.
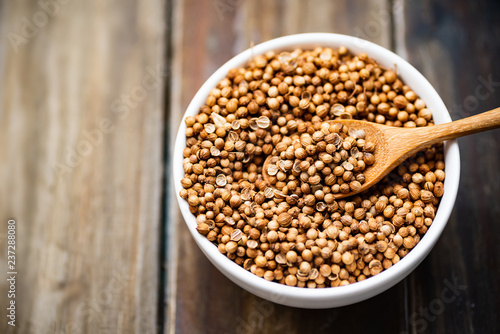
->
[[396, 0, 500, 333], [0, 0, 165, 333], [167, 1, 410, 333]]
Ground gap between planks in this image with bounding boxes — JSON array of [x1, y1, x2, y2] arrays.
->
[[165, 0, 184, 332]]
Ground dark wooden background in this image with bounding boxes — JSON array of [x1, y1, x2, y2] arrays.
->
[[0, 0, 499, 333]]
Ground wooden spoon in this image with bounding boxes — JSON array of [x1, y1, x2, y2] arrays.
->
[[263, 107, 500, 199]]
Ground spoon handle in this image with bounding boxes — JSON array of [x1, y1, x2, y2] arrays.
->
[[409, 107, 500, 147]]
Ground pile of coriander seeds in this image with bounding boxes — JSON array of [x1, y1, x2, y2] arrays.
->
[[180, 46, 445, 288], [265, 122, 375, 196]]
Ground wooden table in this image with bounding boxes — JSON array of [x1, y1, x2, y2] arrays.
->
[[1, 0, 499, 333]]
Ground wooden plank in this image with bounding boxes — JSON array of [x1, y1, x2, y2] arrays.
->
[[396, 0, 500, 332], [167, 0, 412, 333], [0, 0, 165, 333]]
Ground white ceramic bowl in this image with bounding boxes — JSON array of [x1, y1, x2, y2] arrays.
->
[[173, 33, 460, 308]]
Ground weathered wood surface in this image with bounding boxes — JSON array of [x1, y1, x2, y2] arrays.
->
[[1, 0, 499, 333], [0, 0, 165, 333]]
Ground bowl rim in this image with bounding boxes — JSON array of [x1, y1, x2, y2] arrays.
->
[[173, 33, 460, 307]]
